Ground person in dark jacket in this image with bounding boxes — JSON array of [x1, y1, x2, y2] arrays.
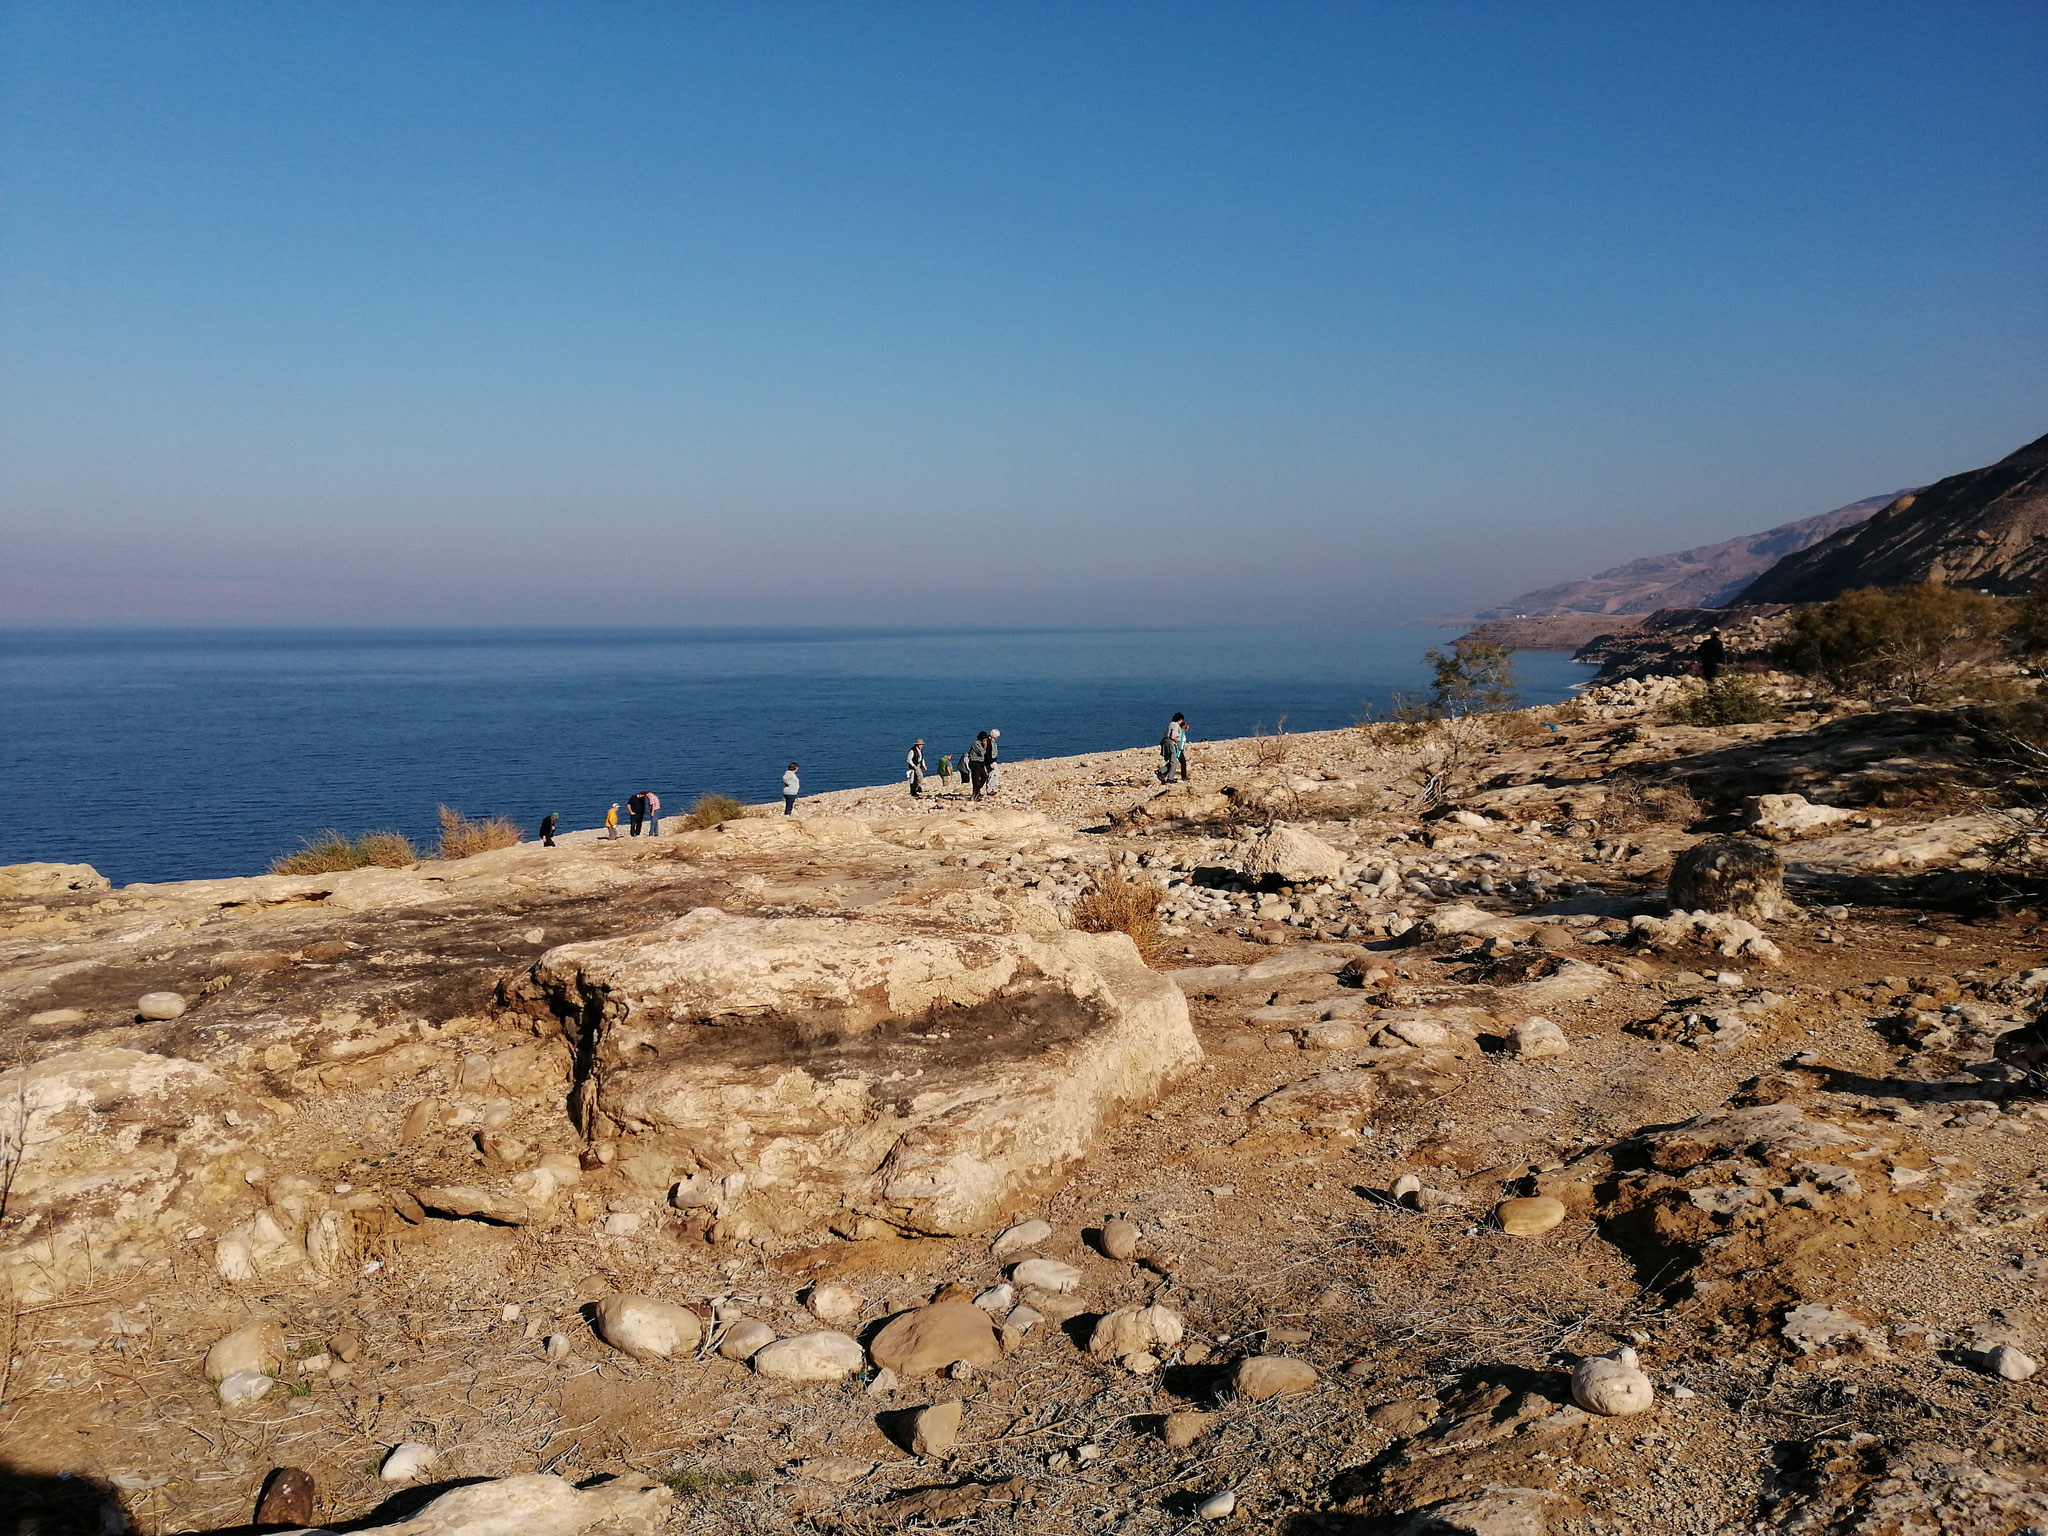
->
[[907, 740, 926, 798], [967, 732, 992, 800], [1696, 631, 1727, 683], [627, 791, 646, 836], [539, 812, 557, 848]]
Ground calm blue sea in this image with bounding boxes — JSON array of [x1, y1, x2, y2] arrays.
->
[[0, 627, 1593, 886]]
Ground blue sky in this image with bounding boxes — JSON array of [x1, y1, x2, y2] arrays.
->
[[3, 2, 2044, 625]]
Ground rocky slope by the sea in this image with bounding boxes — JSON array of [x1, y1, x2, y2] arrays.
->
[[3, 698, 2044, 1535]]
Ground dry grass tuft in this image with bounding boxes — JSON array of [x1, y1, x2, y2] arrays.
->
[[270, 829, 419, 875], [1486, 710, 1552, 747], [1248, 715, 1294, 767], [435, 805, 521, 859], [1604, 776, 1702, 830], [1069, 875, 1166, 964], [681, 793, 751, 830]]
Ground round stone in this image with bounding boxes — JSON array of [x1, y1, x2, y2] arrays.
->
[[1496, 1196, 1567, 1237], [137, 991, 187, 1021]]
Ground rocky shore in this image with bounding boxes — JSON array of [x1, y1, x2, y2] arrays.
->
[[2, 679, 2044, 1535]]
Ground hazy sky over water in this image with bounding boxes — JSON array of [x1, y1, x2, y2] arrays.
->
[[3, 3, 2044, 626]]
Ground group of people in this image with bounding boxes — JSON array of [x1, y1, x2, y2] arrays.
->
[[903, 728, 1005, 800]]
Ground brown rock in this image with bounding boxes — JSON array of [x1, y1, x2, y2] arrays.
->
[[1161, 1410, 1212, 1449], [1099, 1217, 1142, 1261], [1367, 1398, 1437, 1436], [1232, 1355, 1318, 1401], [909, 1398, 964, 1457], [254, 1466, 315, 1528], [325, 1330, 362, 1364], [868, 1301, 1001, 1379], [1496, 1195, 1567, 1237]]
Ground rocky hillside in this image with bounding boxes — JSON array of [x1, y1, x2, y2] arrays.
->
[[1740, 431, 2048, 603], [1439, 493, 1898, 624]]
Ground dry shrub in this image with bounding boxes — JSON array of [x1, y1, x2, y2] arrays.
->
[[1069, 876, 1165, 964], [681, 793, 751, 830], [1249, 715, 1293, 767], [1547, 696, 1588, 724], [435, 805, 521, 859], [1603, 777, 1702, 830], [1486, 710, 1551, 747], [271, 829, 419, 875]]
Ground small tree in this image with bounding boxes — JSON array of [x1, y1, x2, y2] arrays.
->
[[1422, 639, 1521, 717], [1775, 584, 2009, 703], [2009, 580, 2048, 659]]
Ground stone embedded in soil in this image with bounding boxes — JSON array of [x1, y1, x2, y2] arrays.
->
[[805, 1282, 864, 1325], [1162, 1410, 1213, 1448], [1088, 1304, 1183, 1359], [1233, 1355, 1318, 1401], [215, 1370, 273, 1408], [1507, 1017, 1569, 1058], [1011, 1258, 1083, 1293], [595, 1294, 702, 1360], [869, 1301, 1002, 1378], [1495, 1196, 1566, 1236], [1986, 1344, 2038, 1382], [380, 1442, 437, 1481], [1197, 1489, 1238, 1520], [254, 1467, 315, 1527], [326, 1329, 362, 1363], [1571, 1348, 1655, 1416], [361, 1473, 671, 1534], [205, 1316, 284, 1383], [1100, 1216, 1142, 1260], [719, 1319, 776, 1361], [136, 991, 187, 1020], [413, 1183, 530, 1225], [991, 1218, 1053, 1258], [910, 1398, 964, 1457], [752, 1330, 866, 1382]]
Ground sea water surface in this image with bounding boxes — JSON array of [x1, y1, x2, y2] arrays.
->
[[1, 627, 1592, 886]]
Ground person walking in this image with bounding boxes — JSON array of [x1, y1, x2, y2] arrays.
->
[[645, 790, 661, 836], [1158, 711, 1190, 782], [782, 762, 800, 816], [1696, 631, 1727, 683], [937, 752, 953, 789], [906, 739, 927, 798], [539, 812, 557, 847], [966, 731, 991, 800], [604, 802, 620, 840], [627, 791, 646, 836]]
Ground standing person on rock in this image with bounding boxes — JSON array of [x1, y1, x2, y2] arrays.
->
[[986, 729, 1001, 793], [782, 762, 800, 816], [604, 802, 620, 840], [1159, 712, 1190, 783], [1696, 631, 1727, 684], [644, 790, 660, 836], [937, 751, 953, 791], [906, 739, 926, 798], [627, 791, 646, 836], [966, 732, 991, 801], [539, 812, 558, 847]]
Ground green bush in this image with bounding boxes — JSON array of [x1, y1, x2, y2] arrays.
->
[[1665, 677, 1780, 726], [681, 793, 751, 830], [1775, 584, 2008, 703]]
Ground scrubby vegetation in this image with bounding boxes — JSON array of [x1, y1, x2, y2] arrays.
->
[[1665, 676, 1781, 726], [681, 793, 751, 830], [1776, 584, 2010, 703], [269, 829, 419, 875], [434, 805, 521, 859], [1602, 774, 1702, 829], [1068, 874, 1165, 963]]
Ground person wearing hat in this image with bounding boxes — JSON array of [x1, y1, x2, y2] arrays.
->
[[604, 802, 620, 840], [906, 739, 926, 798], [539, 812, 558, 847]]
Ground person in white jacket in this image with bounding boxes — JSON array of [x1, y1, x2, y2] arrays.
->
[[782, 763, 800, 816]]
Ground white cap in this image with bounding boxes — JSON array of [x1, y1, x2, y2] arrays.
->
[[990, 728, 1000, 737]]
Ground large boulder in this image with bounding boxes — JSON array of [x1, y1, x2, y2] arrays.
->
[[1232, 825, 1344, 885], [0, 861, 110, 898], [498, 910, 1199, 1236], [1668, 837, 1784, 921]]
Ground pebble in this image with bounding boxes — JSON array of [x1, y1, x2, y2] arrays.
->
[[1495, 1196, 1567, 1237], [1100, 1217, 1142, 1261], [865, 1366, 899, 1397], [718, 1320, 777, 1361], [136, 991, 187, 1021], [752, 1330, 866, 1382], [1232, 1356, 1318, 1401], [1197, 1489, 1238, 1519], [594, 1294, 702, 1360], [909, 1398, 964, 1457], [601, 1212, 641, 1236], [1571, 1347, 1655, 1415], [990, 1219, 1053, 1259], [1124, 1351, 1161, 1375], [1987, 1344, 2039, 1382], [544, 1333, 571, 1361], [379, 1443, 436, 1482], [806, 1283, 864, 1325], [1011, 1258, 1083, 1293]]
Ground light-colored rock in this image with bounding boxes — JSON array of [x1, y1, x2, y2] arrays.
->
[[1391, 1173, 1423, 1206], [0, 862, 109, 897], [205, 1316, 284, 1382], [719, 1319, 776, 1361], [869, 1301, 1002, 1378], [498, 913, 1199, 1236], [1010, 1258, 1083, 1293], [380, 1442, 437, 1481], [1162, 1410, 1212, 1449], [1495, 1196, 1566, 1237], [594, 1294, 702, 1360], [1987, 1344, 2038, 1382], [1232, 1355, 1318, 1401], [973, 1283, 1015, 1311], [1570, 1347, 1654, 1416], [215, 1370, 273, 1408], [1380, 1015, 1450, 1048], [413, 1184, 530, 1225], [1747, 794, 1856, 841], [806, 1282, 864, 1325], [1232, 825, 1344, 885], [991, 1219, 1053, 1258], [1506, 1017, 1569, 1059], [1088, 1304, 1183, 1358], [544, 1333, 571, 1361], [795, 1455, 874, 1484], [752, 1330, 866, 1382], [26, 1008, 86, 1027], [1100, 1216, 1142, 1261], [1197, 1489, 1237, 1519], [1251, 1070, 1378, 1132], [136, 991, 187, 1021], [1780, 1304, 1889, 1359], [1388, 1486, 1557, 1536], [910, 1397, 964, 1457], [361, 1473, 671, 1535], [1630, 908, 1784, 965]]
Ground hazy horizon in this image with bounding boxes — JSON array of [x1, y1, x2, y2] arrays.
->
[[4, 3, 2045, 628]]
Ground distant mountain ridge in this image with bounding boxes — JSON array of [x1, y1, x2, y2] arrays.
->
[[1737, 431, 2048, 604], [1435, 493, 1902, 625]]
